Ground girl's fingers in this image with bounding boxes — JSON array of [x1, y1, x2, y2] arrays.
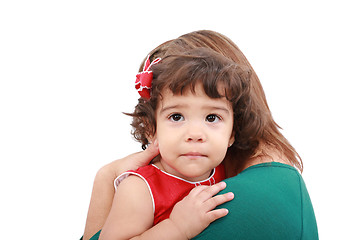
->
[[205, 192, 234, 210], [204, 192, 234, 223], [187, 185, 209, 196], [206, 208, 229, 222], [187, 182, 229, 201], [195, 182, 227, 200]]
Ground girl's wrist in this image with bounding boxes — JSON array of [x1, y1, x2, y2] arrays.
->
[[152, 218, 189, 240]]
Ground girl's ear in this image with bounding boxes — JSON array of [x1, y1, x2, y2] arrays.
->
[[228, 134, 235, 147]]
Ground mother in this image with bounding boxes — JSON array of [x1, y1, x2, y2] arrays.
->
[[82, 30, 318, 240]]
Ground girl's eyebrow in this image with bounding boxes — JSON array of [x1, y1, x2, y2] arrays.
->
[[160, 104, 231, 115], [159, 104, 185, 114], [204, 106, 231, 115]]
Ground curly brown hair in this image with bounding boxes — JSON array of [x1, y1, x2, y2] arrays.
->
[[127, 30, 303, 175]]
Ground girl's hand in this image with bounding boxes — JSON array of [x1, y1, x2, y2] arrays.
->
[[169, 182, 234, 239]]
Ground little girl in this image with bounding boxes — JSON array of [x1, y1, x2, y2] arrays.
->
[[83, 30, 317, 240], [98, 48, 251, 239]]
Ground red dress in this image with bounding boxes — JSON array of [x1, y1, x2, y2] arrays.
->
[[114, 164, 225, 225]]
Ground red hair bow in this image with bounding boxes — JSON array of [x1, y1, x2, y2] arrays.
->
[[135, 55, 161, 99]]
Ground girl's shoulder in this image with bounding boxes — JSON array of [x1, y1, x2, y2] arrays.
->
[[100, 174, 154, 239]]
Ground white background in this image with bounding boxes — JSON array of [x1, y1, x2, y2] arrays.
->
[[1, 0, 359, 239]]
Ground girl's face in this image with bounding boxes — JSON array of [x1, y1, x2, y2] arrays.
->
[[154, 83, 234, 182]]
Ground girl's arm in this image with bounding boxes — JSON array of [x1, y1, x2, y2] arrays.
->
[[138, 182, 234, 240], [99, 175, 154, 240], [83, 141, 160, 240], [99, 177, 233, 240]]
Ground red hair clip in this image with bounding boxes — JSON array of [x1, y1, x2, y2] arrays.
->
[[135, 55, 161, 99]]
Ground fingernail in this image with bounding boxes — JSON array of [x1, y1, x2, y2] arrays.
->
[[228, 192, 234, 199]]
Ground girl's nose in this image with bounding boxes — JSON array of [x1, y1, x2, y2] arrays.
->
[[186, 135, 204, 142], [185, 124, 206, 142]]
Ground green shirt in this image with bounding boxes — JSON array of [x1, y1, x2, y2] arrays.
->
[[193, 162, 318, 240]]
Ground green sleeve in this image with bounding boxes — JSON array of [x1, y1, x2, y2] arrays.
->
[[193, 163, 318, 240], [89, 230, 101, 240], [80, 230, 101, 240]]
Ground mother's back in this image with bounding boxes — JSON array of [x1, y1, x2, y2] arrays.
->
[[194, 162, 318, 240]]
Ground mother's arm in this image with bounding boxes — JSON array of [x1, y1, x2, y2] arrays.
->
[[82, 141, 160, 240]]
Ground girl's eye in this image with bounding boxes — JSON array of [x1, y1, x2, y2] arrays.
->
[[206, 114, 221, 123], [169, 113, 184, 122]]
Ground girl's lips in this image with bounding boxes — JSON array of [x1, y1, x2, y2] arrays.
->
[[181, 152, 207, 158]]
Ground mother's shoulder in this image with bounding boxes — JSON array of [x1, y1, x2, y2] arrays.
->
[[224, 161, 301, 194], [196, 163, 307, 240]]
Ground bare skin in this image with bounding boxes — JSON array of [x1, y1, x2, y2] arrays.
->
[[83, 141, 160, 240]]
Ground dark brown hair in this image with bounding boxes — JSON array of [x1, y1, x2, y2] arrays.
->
[[128, 30, 303, 175]]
